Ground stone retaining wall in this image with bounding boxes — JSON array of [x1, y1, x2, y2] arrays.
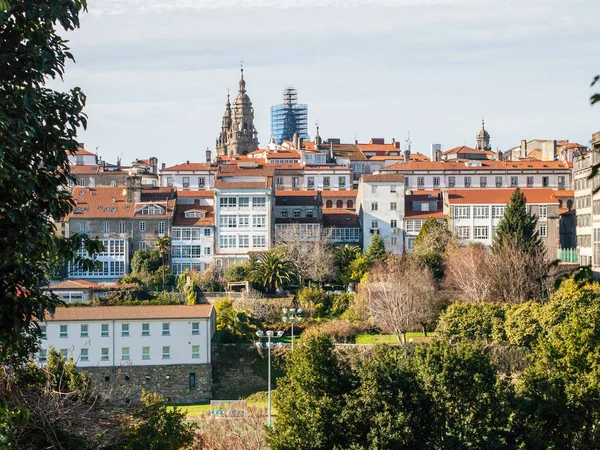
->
[[82, 363, 211, 404]]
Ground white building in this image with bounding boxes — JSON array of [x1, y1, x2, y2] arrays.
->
[[213, 163, 275, 264], [37, 304, 215, 403], [404, 191, 446, 252], [357, 174, 406, 254], [160, 159, 217, 191], [171, 204, 215, 276]]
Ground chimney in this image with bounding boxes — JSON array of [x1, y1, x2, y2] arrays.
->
[[298, 137, 303, 150], [206, 149, 212, 166], [404, 149, 411, 163], [186, 160, 190, 165], [161, 162, 166, 170], [497, 150, 503, 161], [329, 142, 334, 160], [126, 175, 142, 204], [520, 140, 527, 159]]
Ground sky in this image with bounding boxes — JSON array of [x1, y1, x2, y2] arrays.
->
[[52, 0, 600, 166]]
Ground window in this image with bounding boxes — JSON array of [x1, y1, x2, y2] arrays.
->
[[558, 176, 565, 187], [60, 349, 68, 358], [119, 222, 126, 234], [371, 202, 378, 211], [276, 176, 283, 186], [239, 197, 250, 208], [139, 221, 146, 232], [101, 348, 109, 361], [238, 216, 249, 228], [292, 177, 299, 187], [474, 226, 489, 240], [542, 176, 549, 187], [162, 323, 170, 336], [538, 205, 547, 220], [306, 210, 314, 218], [417, 177, 425, 187], [78, 178, 86, 186], [492, 206, 505, 218], [60, 325, 68, 338], [158, 222, 165, 235], [79, 222, 87, 234], [253, 216, 266, 228], [39, 349, 47, 362], [204, 247, 211, 255], [527, 176, 534, 187], [104, 222, 110, 234], [293, 209, 301, 218], [122, 323, 130, 337], [182, 177, 190, 188], [80, 324, 88, 338], [347, 200, 354, 209], [219, 235, 237, 248], [307, 177, 315, 188], [339, 176, 346, 187], [408, 237, 415, 250], [204, 228, 211, 237], [433, 177, 440, 187], [142, 346, 150, 360], [192, 323, 200, 335], [162, 346, 170, 359], [189, 373, 196, 390], [390, 202, 397, 211], [391, 236, 398, 245], [101, 324, 109, 337], [326, 200, 333, 208], [166, 177, 173, 187], [239, 235, 249, 248], [390, 185, 397, 193], [142, 323, 150, 336], [495, 176, 503, 188], [40, 325, 46, 339], [324, 177, 330, 188], [253, 236, 266, 248], [448, 176, 456, 188], [391, 219, 397, 228], [454, 226, 470, 239], [336, 200, 343, 208], [371, 220, 379, 229], [220, 215, 237, 228], [539, 224, 547, 237], [464, 177, 471, 188], [121, 347, 130, 361], [220, 197, 236, 208], [371, 185, 378, 193], [511, 176, 518, 187], [81, 348, 89, 362], [473, 206, 489, 219], [192, 345, 200, 359], [480, 177, 487, 187], [453, 206, 470, 219]]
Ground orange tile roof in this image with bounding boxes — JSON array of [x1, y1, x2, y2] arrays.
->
[[405, 192, 445, 219], [383, 160, 570, 172], [322, 208, 360, 228], [443, 146, 489, 156], [320, 190, 357, 197], [273, 163, 305, 170], [74, 147, 95, 156], [357, 143, 402, 151], [176, 189, 214, 198], [70, 165, 102, 174], [43, 304, 214, 321], [217, 164, 276, 177], [69, 187, 175, 219], [275, 190, 318, 197], [448, 188, 560, 205], [45, 279, 102, 290], [172, 203, 214, 227], [554, 190, 574, 197], [368, 153, 431, 162], [303, 165, 352, 171], [362, 174, 405, 183], [162, 162, 216, 171], [266, 151, 301, 159]]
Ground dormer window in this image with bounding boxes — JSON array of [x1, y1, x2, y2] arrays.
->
[[138, 204, 166, 215], [184, 210, 206, 219]]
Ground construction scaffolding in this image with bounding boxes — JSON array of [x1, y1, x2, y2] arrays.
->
[[270, 87, 309, 144]]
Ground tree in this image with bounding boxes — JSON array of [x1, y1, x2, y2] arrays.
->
[[276, 225, 337, 286], [250, 249, 294, 294], [365, 232, 387, 266], [0, 0, 103, 362], [367, 257, 438, 343], [214, 298, 260, 342], [446, 244, 493, 303], [335, 244, 362, 287], [267, 335, 354, 450], [156, 236, 170, 291], [492, 187, 542, 254], [225, 262, 253, 283], [131, 248, 162, 275]]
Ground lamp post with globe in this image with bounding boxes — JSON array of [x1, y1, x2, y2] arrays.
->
[[282, 308, 302, 352], [255, 330, 284, 427]]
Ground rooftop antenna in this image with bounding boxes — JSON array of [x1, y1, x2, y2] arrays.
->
[[405, 131, 412, 152]]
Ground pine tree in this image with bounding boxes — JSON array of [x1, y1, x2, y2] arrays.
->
[[365, 232, 387, 266], [492, 187, 542, 253]]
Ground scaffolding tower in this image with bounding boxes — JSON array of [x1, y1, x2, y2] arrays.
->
[[270, 87, 309, 145]]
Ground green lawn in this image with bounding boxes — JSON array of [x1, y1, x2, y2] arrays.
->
[[355, 332, 437, 344], [172, 396, 270, 420]]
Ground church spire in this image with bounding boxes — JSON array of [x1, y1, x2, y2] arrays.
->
[[239, 61, 246, 94]]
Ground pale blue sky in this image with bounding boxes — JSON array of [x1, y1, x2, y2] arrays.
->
[[54, 0, 600, 166]]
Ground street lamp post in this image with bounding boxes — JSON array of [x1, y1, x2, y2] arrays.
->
[[282, 308, 302, 352], [256, 330, 284, 427]]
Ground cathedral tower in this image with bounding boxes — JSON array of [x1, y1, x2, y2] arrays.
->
[[476, 119, 491, 151], [216, 67, 260, 156]]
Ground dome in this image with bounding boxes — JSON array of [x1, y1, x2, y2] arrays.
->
[[477, 127, 490, 139]]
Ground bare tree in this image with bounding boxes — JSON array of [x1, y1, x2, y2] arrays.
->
[[445, 244, 493, 304], [367, 257, 438, 343], [193, 406, 268, 450], [275, 224, 337, 286]]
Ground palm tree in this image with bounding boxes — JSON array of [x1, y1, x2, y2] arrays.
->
[[156, 236, 171, 291], [251, 249, 294, 294], [335, 244, 362, 269]]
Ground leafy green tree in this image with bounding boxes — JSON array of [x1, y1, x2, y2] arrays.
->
[[335, 245, 362, 286], [250, 249, 294, 294], [0, 0, 103, 362], [214, 298, 260, 342], [267, 335, 354, 450], [504, 301, 542, 347], [156, 236, 170, 290], [225, 262, 253, 283], [119, 391, 196, 450], [414, 218, 455, 256], [131, 248, 162, 275], [492, 187, 542, 254], [348, 255, 370, 284], [365, 232, 387, 266], [436, 302, 507, 343]]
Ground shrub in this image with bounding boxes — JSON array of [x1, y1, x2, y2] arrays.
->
[[297, 286, 327, 317], [505, 301, 542, 347], [303, 319, 371, 343], [437, 302, 507, 343]]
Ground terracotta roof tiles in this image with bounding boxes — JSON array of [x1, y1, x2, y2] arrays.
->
[[448, 188, 560, 205]]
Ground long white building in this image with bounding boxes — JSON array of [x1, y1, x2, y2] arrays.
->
[[38, 304, 215, 403]]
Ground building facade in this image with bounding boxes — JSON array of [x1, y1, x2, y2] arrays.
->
[[37, 304, 216, 404]]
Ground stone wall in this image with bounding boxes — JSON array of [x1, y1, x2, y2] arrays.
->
[[82, 363, 211, 404]]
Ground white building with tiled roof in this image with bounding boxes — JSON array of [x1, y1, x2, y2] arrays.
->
[[37, 304, 215, 403]]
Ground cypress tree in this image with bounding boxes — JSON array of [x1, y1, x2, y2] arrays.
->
[[365, 232, 387, 266], [492, 187, 542, 253]]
